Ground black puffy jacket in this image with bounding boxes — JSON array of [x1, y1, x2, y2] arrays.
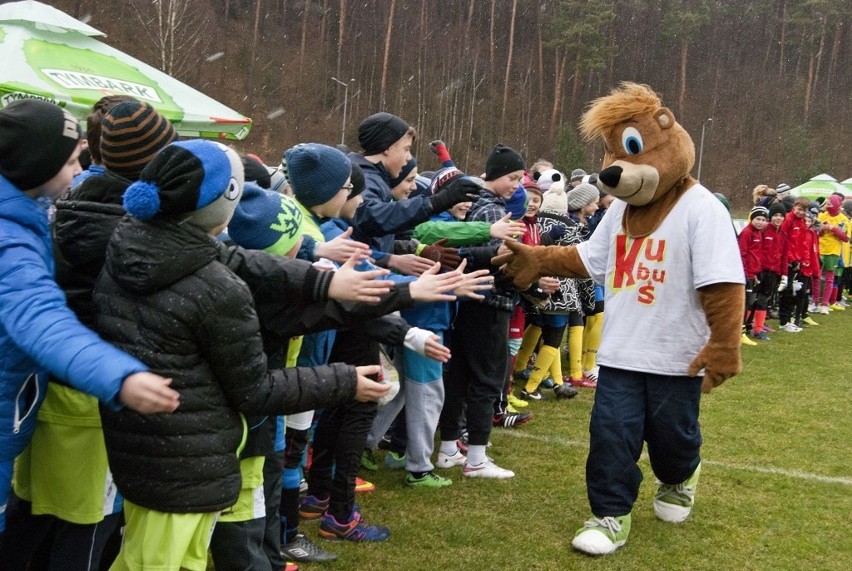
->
[[94, 217, 358, 513], [54, 172, 129, 328]]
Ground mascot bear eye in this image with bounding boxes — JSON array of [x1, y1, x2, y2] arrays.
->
[[621, 127, 644, 155]]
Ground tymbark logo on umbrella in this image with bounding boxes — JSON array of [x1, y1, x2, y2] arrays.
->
[[42, 69, 162, 103]]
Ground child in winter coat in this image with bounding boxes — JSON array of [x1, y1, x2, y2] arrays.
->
[[0, 99, 178, 546], [362, 168, 495, 488], [93, 139, 388, 570], [437, 144, 527, 479]]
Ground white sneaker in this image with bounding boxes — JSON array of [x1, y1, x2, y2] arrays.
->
[[818, 305, 831, 314], [808, 303, 818, 313], [780, 322, 802, 333], [654, 463, 701, 523], [462, 459, 515, 479], [571, 514, 632, 556], [435, 450, 467, 469]]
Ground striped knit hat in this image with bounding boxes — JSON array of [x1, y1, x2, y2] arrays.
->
[[749, 205, 769, 221], [101, 101, 177, 181]]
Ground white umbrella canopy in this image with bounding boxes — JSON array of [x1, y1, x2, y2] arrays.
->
[[0, 1, 251, 140]]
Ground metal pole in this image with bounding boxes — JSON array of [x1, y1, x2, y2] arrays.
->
[[341, 85, 348, 145], [697, 117, 712, 181]]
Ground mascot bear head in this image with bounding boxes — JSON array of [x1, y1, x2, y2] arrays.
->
[[580, 82, 697, 237]]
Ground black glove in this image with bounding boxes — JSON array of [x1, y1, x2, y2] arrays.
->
[[429, 178, 481, 214], [419, 238, 462, 271]]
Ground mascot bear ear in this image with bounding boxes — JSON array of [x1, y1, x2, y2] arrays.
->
[[655, 108, 675, 130]]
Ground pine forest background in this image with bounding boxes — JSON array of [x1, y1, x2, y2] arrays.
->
[[38, 0, 852, 211]]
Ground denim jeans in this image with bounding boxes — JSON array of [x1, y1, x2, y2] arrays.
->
[[586, 366, 703, 517]]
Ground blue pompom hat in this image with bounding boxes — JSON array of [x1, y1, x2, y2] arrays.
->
[[124, 139, 244, 230], [283, 143, 351, 208], [229, 182, 305, 256]]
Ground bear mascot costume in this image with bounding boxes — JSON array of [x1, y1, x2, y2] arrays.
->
[[493, 82, 745, 555]]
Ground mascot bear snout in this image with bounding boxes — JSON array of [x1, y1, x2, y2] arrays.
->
[[598, 165, 622, 188]]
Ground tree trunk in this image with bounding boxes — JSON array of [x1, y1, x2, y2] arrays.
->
[[500, 0, 518, 137], [803, 53, 814, 124], [489, 0, 496, 84], [536, 8, 544, 106], [571, 53, 581, 115], [465, 0, 476, 44], [825, 21, 842, 100], [379, 0, 396, 109], [300, 0, 310, 76], [549, 52, 567, 141], [337, 0, 347, 84], [778, 0, 787, 78], [810, 13, 827, 103], [248, 0, 262, 109]]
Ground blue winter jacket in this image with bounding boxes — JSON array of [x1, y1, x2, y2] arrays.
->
[[349, 154, 432, 253], [0, 175, 146, 462]]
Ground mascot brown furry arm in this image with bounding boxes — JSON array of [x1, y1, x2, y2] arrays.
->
[[690, 283, 744, 393], [492, 240, 587, 290]]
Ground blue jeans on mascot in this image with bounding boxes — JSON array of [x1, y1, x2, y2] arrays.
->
[[586, 366, 702, 516]]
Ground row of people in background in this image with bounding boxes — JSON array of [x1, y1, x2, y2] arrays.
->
[[736, 186, 850, 343]]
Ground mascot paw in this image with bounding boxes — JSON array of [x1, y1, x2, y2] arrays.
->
[[491, 240, 541, 290], [688, 342, 742, 394]]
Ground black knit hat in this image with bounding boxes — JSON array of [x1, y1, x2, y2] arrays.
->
[[242, 154, 272, 189], [768, 202, 787, 219], [0, 99, 82, 190], [100, 101, 177, 181], [484, 144, 524, 181], [358, 112, 410, 155], [388, 158, 417, 188]]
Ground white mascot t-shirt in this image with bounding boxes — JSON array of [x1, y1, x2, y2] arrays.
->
[[577, 183, 745, 376]]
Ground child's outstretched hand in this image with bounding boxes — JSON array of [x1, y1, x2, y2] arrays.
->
[[119, 372, 180, 414], [423, 335, 452, 362], [453, 264, 494, 300], [388, 253, 437, 276], [490, 214, 526, 241], [354, 365, 391, 402], [404, 327, 452, 362], [330, 254, 393, 303], [408, 261, 463, 302], [316, 227, 371, 264]]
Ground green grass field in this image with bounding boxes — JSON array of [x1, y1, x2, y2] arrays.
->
[[303, 306, 851, 570]]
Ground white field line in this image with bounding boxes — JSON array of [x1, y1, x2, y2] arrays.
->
[[500, 430, 852, 486]]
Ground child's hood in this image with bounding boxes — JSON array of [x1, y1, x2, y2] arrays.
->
[[103, 217, 220, 295]]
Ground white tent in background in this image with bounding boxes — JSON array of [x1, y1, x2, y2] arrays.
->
[[789, 173, 848, 201]]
